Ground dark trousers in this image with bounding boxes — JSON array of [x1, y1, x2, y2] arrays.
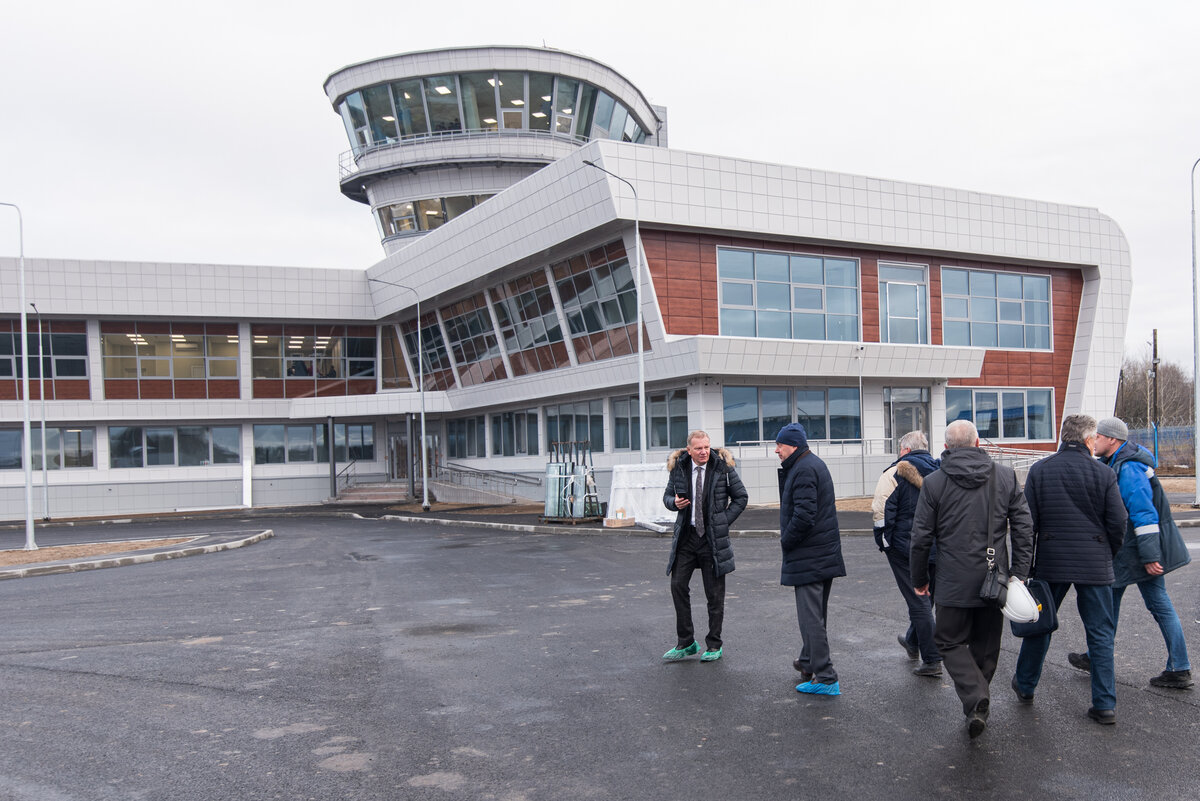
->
[[671, 530, 724, 651], [934, 604, 1004, 716], [886, 550, 940, 663], [794, 578, 837, 682]]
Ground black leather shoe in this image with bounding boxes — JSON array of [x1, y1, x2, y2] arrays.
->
[[792, 659, 813, 683], [1067, 652, 1092, 673], [897, 635, 919, 660], [1011, 676, 1034, 704], [913, 661, 943, 677], [967, 698, 989, 739], [1149, 669, 1194, 689], [1087, 707, 1116, 725]]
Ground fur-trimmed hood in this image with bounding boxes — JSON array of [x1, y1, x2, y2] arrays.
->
[[667, 447, 736, 471], [896, 459, 924, 489]]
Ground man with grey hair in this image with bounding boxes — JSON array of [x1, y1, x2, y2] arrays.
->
[[1067, 416, 1192, 689], [1013, 414, 1127, 724], [910, 419, 1034, 738], [871, 430, 942, 675]]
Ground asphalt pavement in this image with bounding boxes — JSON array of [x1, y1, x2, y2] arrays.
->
[[0, 509, 1198, 800]]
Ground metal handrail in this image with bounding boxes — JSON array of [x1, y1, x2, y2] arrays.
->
[[979, 441, 1051, 472], [338, 128, 589, 179], [731, 438, 893, 459], [336, 460, 358, 491], [443, 462, 542, 487]]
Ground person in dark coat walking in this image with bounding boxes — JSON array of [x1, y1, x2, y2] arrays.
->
[[775, 422, 846, 696], [661, 430, 748, 662], [1013, 414, 1127, 725], [1066, 417, 1192, 689], [870, 430, 942, 676], [910, 419, 1034, 738]]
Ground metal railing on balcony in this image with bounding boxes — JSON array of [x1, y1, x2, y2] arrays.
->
[[729, 439, 894, 460], [338, 128, 588, 179]]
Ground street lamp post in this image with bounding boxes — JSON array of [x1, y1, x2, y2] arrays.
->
[[31, 302, 49, 520], [583, 158, 647, 462], [1191, 158, 1200, 506], [367, 277, 430, 511], [1, 201, 37, 549]]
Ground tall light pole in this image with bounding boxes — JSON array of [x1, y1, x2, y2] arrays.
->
[[1191, 157, 1200, 506], [583, 158, 647, 462], [31, 302, 49, 520], [367, 277, 430, 510], [1, 201, 36, 549]]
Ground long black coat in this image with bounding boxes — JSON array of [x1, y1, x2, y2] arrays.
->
[[909, 447, 1034, 608], [1023, 442, 1127, 585], [777, 448, 846, 587], [663, 447, 748, 578]]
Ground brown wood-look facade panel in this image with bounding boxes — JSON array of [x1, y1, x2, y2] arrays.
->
[[644, 228, 1082, 444]]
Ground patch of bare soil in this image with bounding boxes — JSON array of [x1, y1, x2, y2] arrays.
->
[[0, 538, 193, 567]]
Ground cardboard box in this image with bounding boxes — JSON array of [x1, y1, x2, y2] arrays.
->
[[603, 517, 636, 528]]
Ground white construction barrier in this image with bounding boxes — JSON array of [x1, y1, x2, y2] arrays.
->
[[608, 464, 674, 530]]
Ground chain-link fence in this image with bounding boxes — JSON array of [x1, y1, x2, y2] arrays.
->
[[1128, 426, 1194, 473]]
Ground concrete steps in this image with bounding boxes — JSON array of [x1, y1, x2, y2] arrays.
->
[[325, 482, 412, 504]]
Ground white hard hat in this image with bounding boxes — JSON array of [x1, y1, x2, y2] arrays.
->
[[1001, 577, 1041, 623]]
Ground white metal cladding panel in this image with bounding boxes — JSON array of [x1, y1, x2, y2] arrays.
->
[[0, 259, 375, 320]]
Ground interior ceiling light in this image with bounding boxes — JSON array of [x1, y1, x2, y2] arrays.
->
[[511, 99, 524, 106], [483, 118, 496, 125], [382, 115, 396, 122], [434, 86, 452, 95], [487, 78, 497, 87], [563, 108, 573, 114], [425, 210, 441, 215], [403, 92, 412, 99], [532, 112, 546, 118], [542, 95, 551, 101]]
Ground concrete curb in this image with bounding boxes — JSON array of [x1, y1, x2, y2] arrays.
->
[[0, 529, 274, 581], [356, 513, 872, 539]]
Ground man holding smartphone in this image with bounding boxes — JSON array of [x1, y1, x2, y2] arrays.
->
[[661, 430, 749, 662]]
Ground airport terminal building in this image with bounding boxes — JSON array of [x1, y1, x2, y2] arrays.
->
[[0, 46, 1131, 518]]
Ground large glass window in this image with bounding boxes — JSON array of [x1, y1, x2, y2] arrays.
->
[[101, 323, 238, 381], [490, 269, 568, 376], [252, 325, 376, 384], [3, 427, 96, 470], [338, 71, 649, 151], [553, 240, 641, 365], [491, 410, 539, 457], [253, 423, 373, 465], [448, 416, 487, 458], [109, 425, 239, 468], [879, 264, 929, 344], [612, 390, 688, 450], [0, 322, 89, 381], [424, 75, 462, 133], [545, 400, 603, 453], [942, 268, 1051, 349], [722, 386, 861, 442], [719, 249, 860, 342], [945, 387, 1054, 441], [440, 295, 506, 387], [402, 317, 455, 391]]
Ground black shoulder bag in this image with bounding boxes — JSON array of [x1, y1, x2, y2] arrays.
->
[[978, 463, 1008, 608]]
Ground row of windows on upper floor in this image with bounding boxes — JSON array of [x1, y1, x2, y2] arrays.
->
[[0, 245, 1061, 401], [0, 423, 374, 471], [717, 248, 1054, 350], [339, 71, 650, 155]]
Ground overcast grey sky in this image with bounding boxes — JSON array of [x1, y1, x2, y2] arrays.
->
[[3, 0, 1198, 371]]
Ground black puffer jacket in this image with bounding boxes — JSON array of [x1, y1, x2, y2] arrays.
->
[[883, 449, 940, 557], [778, 448, 846, 586], [663, 448, 748, 578], [1023, 442, 1127, 585], [910, 447, 1034, 607]]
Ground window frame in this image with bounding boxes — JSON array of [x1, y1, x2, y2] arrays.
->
[[940, 266, 1052, 351], [945, 386, 1056, 442]]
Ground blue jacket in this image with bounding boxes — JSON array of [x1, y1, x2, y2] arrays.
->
[[1106, 441, 1192, 587], [777, 448, 846, 586], [1023, 442, 1127, 585], [882, 450, 940, 557]]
